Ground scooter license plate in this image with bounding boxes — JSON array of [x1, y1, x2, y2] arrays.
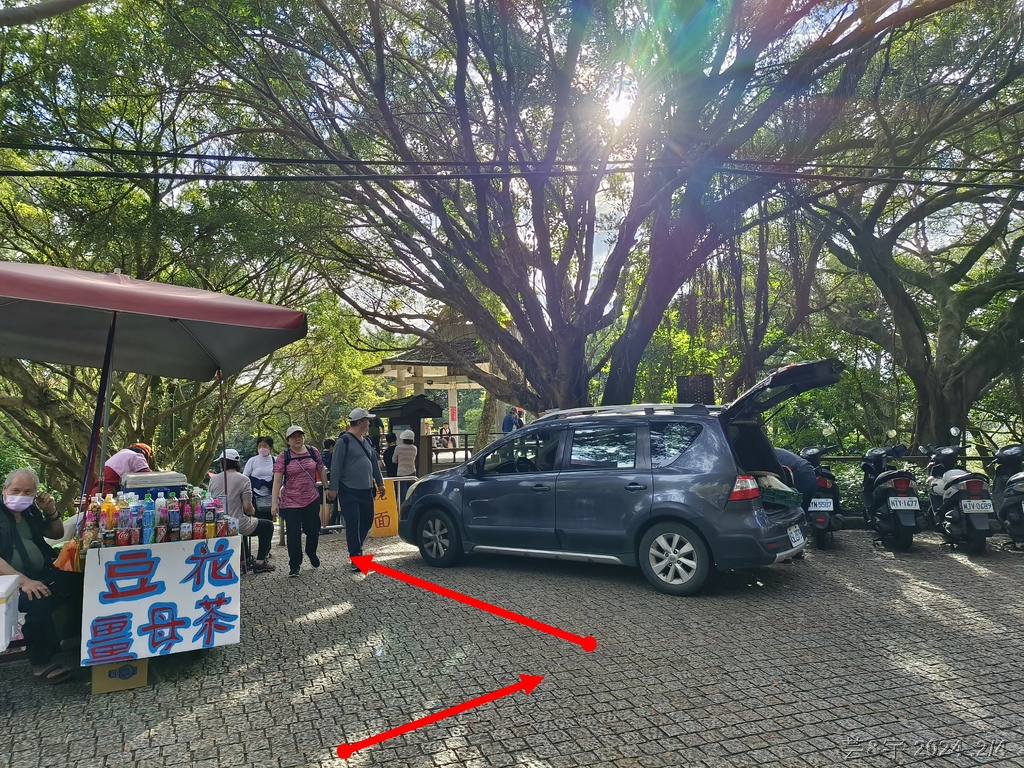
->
[[960, 499, 993, 514], [888, 496, 920, 510], [808, 498, 834, 512], [787, 524, 805, 547]]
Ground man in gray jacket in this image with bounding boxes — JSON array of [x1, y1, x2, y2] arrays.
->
[[327, 408, 386, 572]]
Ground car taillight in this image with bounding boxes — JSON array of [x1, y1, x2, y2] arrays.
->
[[729, 475, 761, 502], [892, 477, 912, 493], [816, 476, 832, 489]]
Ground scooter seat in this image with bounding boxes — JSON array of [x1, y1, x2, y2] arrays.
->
[[933, 468, 971, 495], [1008, 470, 1024, 485], [874, 469, 914, 488]]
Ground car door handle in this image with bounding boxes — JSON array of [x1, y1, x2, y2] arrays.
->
[[531, 484, 550, 492], [625, 483, 648, 492]]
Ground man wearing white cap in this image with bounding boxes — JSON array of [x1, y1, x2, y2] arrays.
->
[[327, 408, 386, 572]]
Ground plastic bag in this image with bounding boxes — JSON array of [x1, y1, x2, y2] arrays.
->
[[54, 538, 81, 572]]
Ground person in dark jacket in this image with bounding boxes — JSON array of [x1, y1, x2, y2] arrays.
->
[[0, 467, 83, 684], [502, 407, 519, 433], [382, 433, 399, 478], [774, 447, 818, 511]]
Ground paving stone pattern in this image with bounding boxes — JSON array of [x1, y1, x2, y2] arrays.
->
[[2, 530, 1024, 767]]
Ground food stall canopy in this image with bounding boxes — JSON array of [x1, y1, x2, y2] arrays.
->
[[0, 262, 307, 380]]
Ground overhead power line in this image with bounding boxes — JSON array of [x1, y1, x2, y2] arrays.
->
[[1, 140, 1022, 179], [0, 141, 1022, 190], [1, 166, 1022, 192]]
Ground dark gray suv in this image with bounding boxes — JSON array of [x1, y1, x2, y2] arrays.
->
[[398, 359, 843, 595]]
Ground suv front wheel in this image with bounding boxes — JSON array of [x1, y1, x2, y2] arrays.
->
[[638, 522, 711, 596], [417, 508, 463, 567]]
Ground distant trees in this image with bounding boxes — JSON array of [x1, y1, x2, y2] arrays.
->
[[2, 0, 1023, 472], [166, 0, 968, 411]]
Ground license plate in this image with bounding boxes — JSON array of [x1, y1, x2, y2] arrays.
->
[[888, 496, 920, 510], [787, 524, 805, 547], [960, 499, 993, 514], [808, 498, 834, 511]]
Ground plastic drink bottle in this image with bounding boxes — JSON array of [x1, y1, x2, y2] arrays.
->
[[142, 493, 155, 526], [82, 496, 100, 549], [154, 492, 167, 525], [100, 494, 117, 546], [167, 493, 181, 542]]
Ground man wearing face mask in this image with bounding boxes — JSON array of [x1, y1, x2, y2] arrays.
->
[[0, 467, 84, 684]]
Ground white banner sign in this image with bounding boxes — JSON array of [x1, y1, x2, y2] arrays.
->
[[80, 537, 241, 666]]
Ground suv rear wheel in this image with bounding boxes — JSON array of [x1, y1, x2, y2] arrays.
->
[[638, 522, 711, 596], [417, 508, 463, 567]]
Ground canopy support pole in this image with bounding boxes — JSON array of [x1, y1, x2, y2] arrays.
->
[[77, 312, 117, 533]]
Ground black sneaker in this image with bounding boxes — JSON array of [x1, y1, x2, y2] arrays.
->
[[309, 554, 320, 568], [350, 563, 361, 573], [289, 568, 300, 578]]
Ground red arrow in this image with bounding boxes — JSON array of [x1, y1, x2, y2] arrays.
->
[[351, 555, 597, 652], [336, 674, 544, 759]]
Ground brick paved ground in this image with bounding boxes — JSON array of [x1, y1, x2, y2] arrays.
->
[[2, 528, 1024, 768]]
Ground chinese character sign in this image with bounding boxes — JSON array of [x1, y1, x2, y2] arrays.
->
[[81, 537, 241, 665]]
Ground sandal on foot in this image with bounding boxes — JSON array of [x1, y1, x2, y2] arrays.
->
[[32, 663, 72, 684]]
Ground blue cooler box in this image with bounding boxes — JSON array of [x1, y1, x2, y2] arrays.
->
[[121, 470, 189, 500]]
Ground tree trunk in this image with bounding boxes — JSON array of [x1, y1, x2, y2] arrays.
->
[[913, 377, 969, 447], [474, 390, 499, 454]]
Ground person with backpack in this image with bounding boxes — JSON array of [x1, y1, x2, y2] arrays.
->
[[327, 408, 386, 572], [270, 426, 328, 578]]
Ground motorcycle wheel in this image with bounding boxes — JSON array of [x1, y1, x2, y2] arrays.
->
[[893, 518, 913, 551], [966, 526, 986, 555], [813, 527, 831, 549]]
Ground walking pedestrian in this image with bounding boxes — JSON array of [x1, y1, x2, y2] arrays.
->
[[271, 426, 327, 578], [327, 408, 386, 572]]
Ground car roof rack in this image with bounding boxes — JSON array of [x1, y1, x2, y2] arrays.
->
[[534, 403, 711, 421]]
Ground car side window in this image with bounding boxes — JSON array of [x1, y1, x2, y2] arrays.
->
[[650, 421, 703, 468], [568, 427, 637, 470], [481, 430, 561, 474]]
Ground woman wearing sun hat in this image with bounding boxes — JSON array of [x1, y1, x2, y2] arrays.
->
[[209, 449, 275, 573], [271, 426, 327, 577]]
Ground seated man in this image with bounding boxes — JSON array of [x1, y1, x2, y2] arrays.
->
[[0, 467, 83, 684]]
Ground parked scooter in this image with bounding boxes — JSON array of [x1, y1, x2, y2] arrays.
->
[[920, 441, 993, 555], [990, 444, 1024, 548], [798, 445, 844, 548], [861, 444, 923, 551]]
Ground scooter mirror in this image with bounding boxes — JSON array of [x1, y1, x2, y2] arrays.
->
[[950, 427, 961, 437]]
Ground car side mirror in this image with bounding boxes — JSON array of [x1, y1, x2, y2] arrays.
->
[[466, 460, 480, 478]]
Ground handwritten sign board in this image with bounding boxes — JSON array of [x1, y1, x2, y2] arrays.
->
[[80, 537, 241, 666]]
